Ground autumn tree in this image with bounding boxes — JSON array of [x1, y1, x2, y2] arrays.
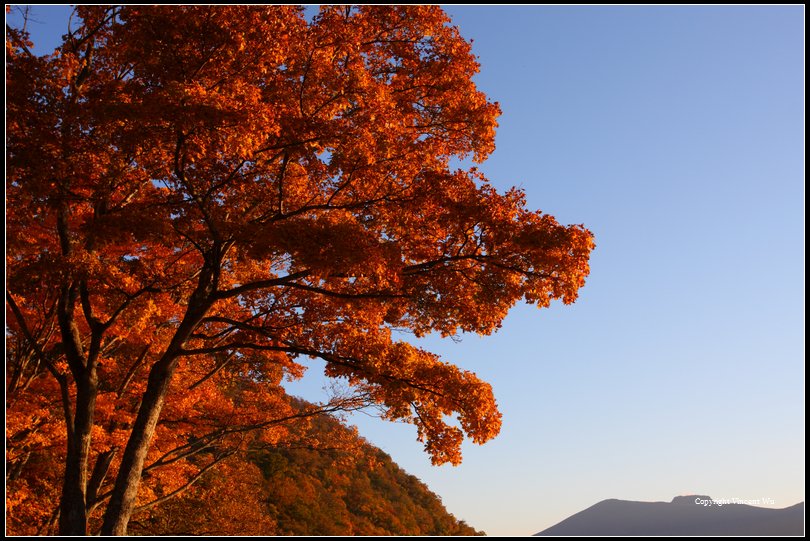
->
[[6, 5, 594, 536]]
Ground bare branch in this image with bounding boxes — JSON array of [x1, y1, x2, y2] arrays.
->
[[187, 351, 236, 390], [116, 345, 151, 398], [6, 291, 74, 438], [131, 452, 234, 515]]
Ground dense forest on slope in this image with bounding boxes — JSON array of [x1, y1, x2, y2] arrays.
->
[[125, 409, 483, 536], [8, 397, 482, 536]]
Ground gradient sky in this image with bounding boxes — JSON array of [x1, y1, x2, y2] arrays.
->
[[9, 6, 805, 536]]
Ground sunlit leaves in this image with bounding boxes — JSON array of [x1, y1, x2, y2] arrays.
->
[[6, 5, 593, 534]]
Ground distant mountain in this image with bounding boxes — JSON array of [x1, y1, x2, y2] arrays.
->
[[535, 495, 804, 536]]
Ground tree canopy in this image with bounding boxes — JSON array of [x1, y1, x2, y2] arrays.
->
[[6, 5, 594, 535]]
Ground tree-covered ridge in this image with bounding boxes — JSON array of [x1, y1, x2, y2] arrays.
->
[[126, 408, 483, 536], [259, 414, 483, 535]]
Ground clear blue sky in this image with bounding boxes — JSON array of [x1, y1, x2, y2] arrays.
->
[[9, 5, 804, 536]]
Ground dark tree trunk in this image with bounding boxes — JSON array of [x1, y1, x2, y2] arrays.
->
[[100, 358, 177, 535], [101, 263, 217, 535], [58, 373, 98, 535], [56, 280, 101, 536]]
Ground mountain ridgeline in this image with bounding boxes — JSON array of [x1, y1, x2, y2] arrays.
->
[[128, 409, 483, 536], [536, 496, 804, 536]]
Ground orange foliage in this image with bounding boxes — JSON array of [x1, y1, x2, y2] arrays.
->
[[6, 5, 593, 535], [129, 408, 484, 536]]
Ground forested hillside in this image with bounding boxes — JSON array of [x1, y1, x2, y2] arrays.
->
[[127, 411, 483, 536]]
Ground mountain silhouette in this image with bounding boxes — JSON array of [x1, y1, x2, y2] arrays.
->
[[535, 496, 804, 536]]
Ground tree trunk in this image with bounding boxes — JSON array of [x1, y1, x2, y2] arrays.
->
[[58, 374, 98, 535], [100, 358, 177, 535], [101, 264, 217, 535], [56, 280, 100, 536]]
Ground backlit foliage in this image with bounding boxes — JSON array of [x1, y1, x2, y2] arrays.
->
[[6, 5, 593, 534]]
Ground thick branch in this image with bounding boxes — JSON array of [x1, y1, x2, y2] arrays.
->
[[284, 281, 406, 300], [180, 340, 447, 401], [86, 448, 119, 506], [213, 270, 310, 300]]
